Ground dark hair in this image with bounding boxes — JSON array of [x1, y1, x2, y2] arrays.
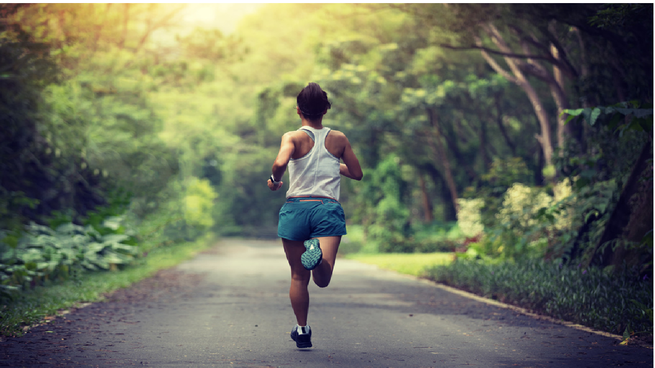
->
[[297, 82, 331, 119]]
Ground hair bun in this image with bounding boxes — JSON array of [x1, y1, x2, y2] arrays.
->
[[297, 83, 331, 118]]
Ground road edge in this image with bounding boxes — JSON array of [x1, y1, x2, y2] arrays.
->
[[371, 267, 652, 349]]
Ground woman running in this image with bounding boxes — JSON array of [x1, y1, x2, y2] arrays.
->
[[267, 82, 363, 349]]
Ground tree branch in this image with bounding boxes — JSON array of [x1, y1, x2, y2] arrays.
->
[[439, 43, 555, 62], [517, 36, 554, 83], [134, 4, 185, 52], [545, 22, 579, 79], [474, 36, 519, 84], [494, 93, 516, 156], [510, 22, 578, 80]]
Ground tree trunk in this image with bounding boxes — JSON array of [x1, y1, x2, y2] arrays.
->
[[477, 24, 555, 167], [426, 108, 459, 216], [418, 174, 434, 223], [534, 142, 545, 186], [474, 108, 491, 172], [442, 117, 477, 182], [418, 162, 457, 222], [549, 43, 571, 150], [610, 183, 652, 272], [519, 38, 584, 152], [571, 27, 590, 152], [612, 67, 627, 103], [524, 83, 554, 167], [494, 93, 516, 156], [586, 141, 652, 268]]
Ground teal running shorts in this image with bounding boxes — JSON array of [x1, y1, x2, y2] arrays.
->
[[277, 196, 347, 241]]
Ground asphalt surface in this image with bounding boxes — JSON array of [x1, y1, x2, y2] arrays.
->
[[1, 238, 652, 367]]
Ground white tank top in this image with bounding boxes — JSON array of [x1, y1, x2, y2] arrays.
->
[[286, 126, 341, 200]]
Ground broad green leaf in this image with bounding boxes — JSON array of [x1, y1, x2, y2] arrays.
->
[[102, 216, 123, 231], [92, 258, 110, 270], [564, 114, 578, 125], [86, 242, 106, 253], [111, 243, 138, 254], [101, 251, 131, 264], [561, 108, 584, 117], [589, 108, 601, 126], [102, 234, 129, 244], [581, 108, 593, 125], [56, 223, 85, 235]]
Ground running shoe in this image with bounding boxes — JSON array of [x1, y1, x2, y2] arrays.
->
[[290, 325, 312, 348], [301, 238, 322, 270]]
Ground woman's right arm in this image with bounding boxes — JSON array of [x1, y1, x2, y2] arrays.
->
[[268, 132, 295, 191], [339, 135, 363, 181]]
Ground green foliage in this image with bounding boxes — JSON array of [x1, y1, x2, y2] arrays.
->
[[426, 259, 653, 336], [562, 101, 653, 138], [358, 155, 413, 253], [460, 180, 577, 261], [0, 216, 137, 299], [178, 27, 246, 63], [82, 189, 132, 235], [411, 222, 462, 253], [0, 3, 652, 331], [457, 198, 484, 238], [1, 4, 186, 238], [589, 4, 651, 29], [413, 238, 458, 254], [464, 157, 533, 230], [556, 103, 652, 268], [183, 177, 218, 234], [458, 100, 651, 270], [346, 222, 461, 255]]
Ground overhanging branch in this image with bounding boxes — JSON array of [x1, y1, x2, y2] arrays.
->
[[439, 43, 555, 62]]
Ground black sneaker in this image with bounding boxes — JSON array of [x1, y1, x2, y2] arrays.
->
[[290, 325, 312, 348], [301, 239, 322, 270]]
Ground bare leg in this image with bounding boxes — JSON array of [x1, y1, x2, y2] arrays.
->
[[311, 236, 341, 288], [282, 238, 311, 326]]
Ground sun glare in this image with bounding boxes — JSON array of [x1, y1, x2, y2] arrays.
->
[[180, 4, 261, 35]]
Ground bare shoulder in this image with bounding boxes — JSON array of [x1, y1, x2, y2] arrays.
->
[[282, 130, 305, 142], [325, 129, 351, 158], [328, 129, 349, 143]]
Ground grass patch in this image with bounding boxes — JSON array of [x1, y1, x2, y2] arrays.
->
[[344, 252, 455, 277], [0, 234, 215, 337], [425, 259, 653, 337]]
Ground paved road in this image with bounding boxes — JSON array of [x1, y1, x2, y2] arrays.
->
[[1, 239, 652, 367]]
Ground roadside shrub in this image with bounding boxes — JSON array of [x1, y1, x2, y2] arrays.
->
[[470, 157, 533, 230], [461, 181, 576, 260], [457, 198, 484, 238], [425, 258, 653, 336], [359, 155, 413, 253], [0, 216, 137, 299], [415, 239, 457, 253]]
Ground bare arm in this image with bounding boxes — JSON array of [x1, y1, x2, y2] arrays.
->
[[340, 164, 359, 179], [340, 135, 363, 181], [268, 132, 295, 191]]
